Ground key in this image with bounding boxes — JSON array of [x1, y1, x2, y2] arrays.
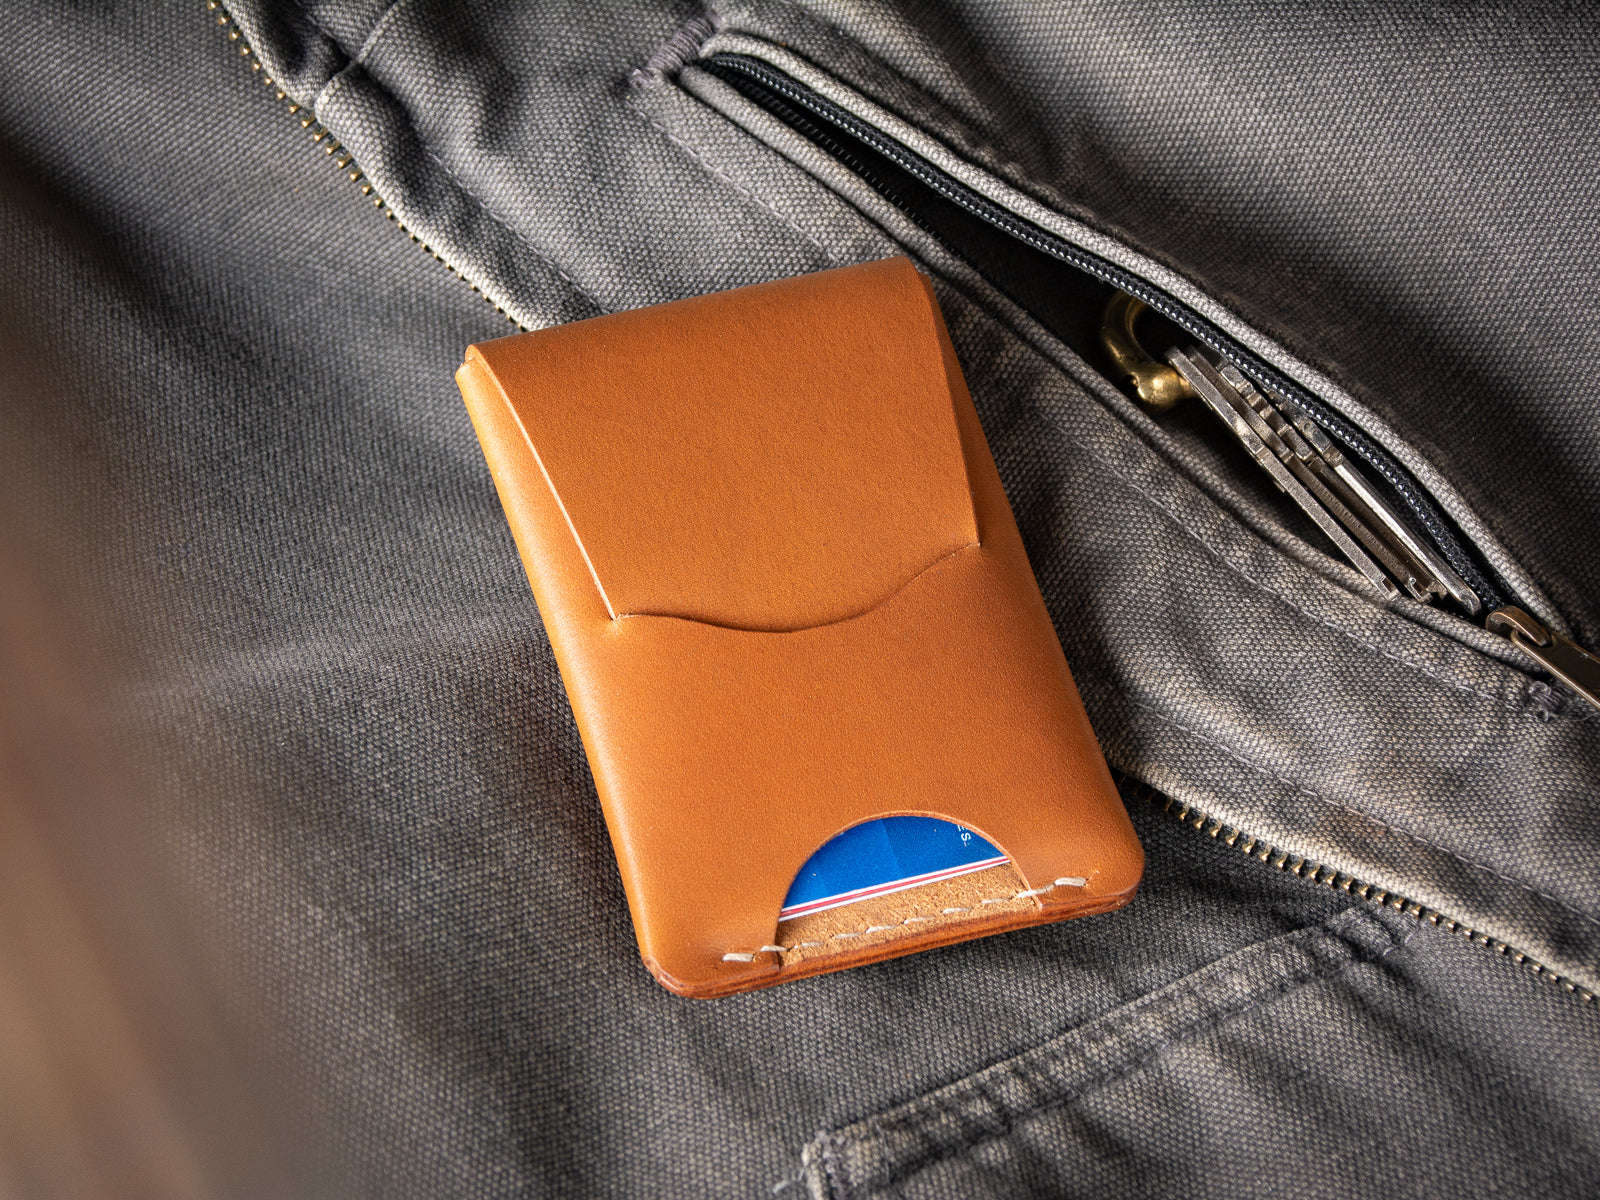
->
[[1252, 378, 1480, 615], [1168, 348, 1400, 598], [1214, 364, 1444, 603]]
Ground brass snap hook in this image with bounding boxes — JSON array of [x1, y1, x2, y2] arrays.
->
[[1099, 291, 1195, 414]]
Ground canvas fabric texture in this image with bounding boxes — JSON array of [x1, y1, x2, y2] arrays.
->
[[0, 2, 1596, 1197]]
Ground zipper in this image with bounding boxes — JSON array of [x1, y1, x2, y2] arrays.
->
[[1118, 772, 1597, 1006], [206, 0, 525, 332], [699, 53, 1600, 708], [204, 8, 1598, 1001], [207, 4, 1599, 709]]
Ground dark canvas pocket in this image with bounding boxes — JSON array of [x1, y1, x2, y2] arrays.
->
[[803, 905, 1421, 1199]]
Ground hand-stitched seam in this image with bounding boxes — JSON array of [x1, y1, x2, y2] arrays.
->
[[627, 100, 842, 268], [850, 924, 1417, 1191], [720, 876, 1087, 960], [1118, 688, 1600, 933]]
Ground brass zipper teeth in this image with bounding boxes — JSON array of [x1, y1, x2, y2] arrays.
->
[[204, 0, 521, 330], [1117, 774, 1597, 1006]]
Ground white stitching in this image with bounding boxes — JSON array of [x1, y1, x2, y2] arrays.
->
[[721, 877, 1086, 960], [307, 17, 606, 314], [415, 143, 607, 310], [629, 102, 842, 268]]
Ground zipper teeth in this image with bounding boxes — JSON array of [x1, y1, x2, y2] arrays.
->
[[205, 0, 521, 331], [1115, 773, 1597, 1007], [703, 54, 1506, 613]]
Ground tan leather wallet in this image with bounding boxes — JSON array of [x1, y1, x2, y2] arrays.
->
[[456, 256, 1142, 998]]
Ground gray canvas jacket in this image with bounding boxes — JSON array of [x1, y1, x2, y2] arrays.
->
[[1, 2, 1597, 1197]]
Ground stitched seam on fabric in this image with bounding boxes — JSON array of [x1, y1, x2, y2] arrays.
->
[[637, 9, 724, 78], [1035, 385, 1588, 725], [715, 55, 1508, 608], [607, 87, 1600, 955], [1044, 925, 1416, 1107], [995, 928, 1417, 1154], [355, 0, 410, 63], [865, 916, 1364, 1142], [1046, 417, 1545, 718], [416, 140, 605, 306], [840, 924, 1416, 1192], [1116, 772, 1600, 1010], [834, 920, 1367, 1162], [724, 11, 1052, 214], [720, 876, 1087, 960], [311, 72, 606, 313], [627, 100, 842, 267], [1107, 684, 1600, 933], [721, 28, 1559, 626]]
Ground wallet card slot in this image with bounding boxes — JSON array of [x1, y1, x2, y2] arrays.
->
[[564, 541, 1138, 986]]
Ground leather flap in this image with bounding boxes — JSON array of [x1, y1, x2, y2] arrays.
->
[[466, 256, 978, 632], [458, 257, 1142, 997]]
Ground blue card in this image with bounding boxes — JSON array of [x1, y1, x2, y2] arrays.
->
[[779, 816, 1007, 919]]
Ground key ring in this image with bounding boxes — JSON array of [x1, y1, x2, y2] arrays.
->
[[1099, 291, 1195, 414]]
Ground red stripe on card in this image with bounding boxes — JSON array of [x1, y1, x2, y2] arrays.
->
[[778, 855, 1009, 919]]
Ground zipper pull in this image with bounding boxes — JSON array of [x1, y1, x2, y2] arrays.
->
[[1487, 607, 1600, 710]]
